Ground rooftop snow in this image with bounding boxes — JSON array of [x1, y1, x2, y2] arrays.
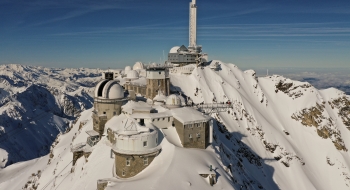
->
[[122, 100, 152, 114], [171, 107, 210, 124]]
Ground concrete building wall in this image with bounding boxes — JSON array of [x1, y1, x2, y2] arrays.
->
[[146, 70, 168, 79], [114, 131, 158, 153], [174, 119, 209, 149], [168, 53, 196, 63], [114, 151, 158, 178], [146, 78, 170, 99]]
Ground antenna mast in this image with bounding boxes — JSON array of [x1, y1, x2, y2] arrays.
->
[[189, 0, 197, 48]]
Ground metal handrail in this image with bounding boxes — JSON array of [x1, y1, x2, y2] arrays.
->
[[93, 98, 128, 103]]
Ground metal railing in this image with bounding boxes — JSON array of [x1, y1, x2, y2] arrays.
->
[[93, 97, 128, 103], [191, 103, 233, 114]]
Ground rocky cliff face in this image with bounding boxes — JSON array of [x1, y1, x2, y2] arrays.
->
[[0, 64, 100, 167]]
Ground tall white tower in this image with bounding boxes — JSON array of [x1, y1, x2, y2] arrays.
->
[[189, 0, 197, 48]]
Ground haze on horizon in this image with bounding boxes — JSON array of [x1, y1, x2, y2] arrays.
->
[[0, 0, 350, 70]]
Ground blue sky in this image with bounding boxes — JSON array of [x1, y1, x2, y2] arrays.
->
[[1, 0, 350, 69]]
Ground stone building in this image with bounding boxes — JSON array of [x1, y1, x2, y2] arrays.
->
[[171, 107, 210, 149], [146, 65, 170, 99], [108, 116, 161, 178], [92, 78, 127, 136]]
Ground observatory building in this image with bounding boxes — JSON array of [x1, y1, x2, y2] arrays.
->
[[146, 64, 170, 99], [167, 0, 208, 66], [107, 116, 161, 178], [92, 72, 128, 137]]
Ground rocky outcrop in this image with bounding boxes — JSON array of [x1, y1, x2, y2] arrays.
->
[[292, 103, 347, 151], [275, 79, 311, 99], [329, 97, 350, 129]]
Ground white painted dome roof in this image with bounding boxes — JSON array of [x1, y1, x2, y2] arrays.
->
[[94, 80, 108, 97], [169, 46, 180, 53], [165, 94, 182, 107], [133, 62, 144, 70], [126, 70, 139, 80], [94, 80, 124, 99], [125, 66, 132, 73]]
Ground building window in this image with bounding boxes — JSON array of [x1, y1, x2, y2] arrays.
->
[[126, 157, 131, 166], [158, 80, 160, 86], [163, 118, 165, 121], [156, 138, 158, 144], [168, 117, 170, 122], [113, 112, 116, 115], [143, 141, 147, 147], [143, 157, 148, 165], [189, 134, 192, 138], [122, 170, 126, 176], [159, 72, 161, 74], [197, 133, 200, 138], [152, 119, 155, 122], [103, 112, 106, 114]]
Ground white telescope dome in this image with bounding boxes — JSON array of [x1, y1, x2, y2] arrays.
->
[[126, 70, 139, 80], [169, 46, 180, 53], [165, 94, 182, 108], [125, 66, 132, 74], [133, 62, 144, 70], [94, 80, 124, 99]]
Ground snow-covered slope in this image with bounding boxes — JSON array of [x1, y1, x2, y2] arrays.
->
[[0, 64, 100, 167], [170, 61, 350, 190], [1, 61, 350, 190]]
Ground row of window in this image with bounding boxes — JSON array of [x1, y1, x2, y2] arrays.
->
[[102, 111, 117, 115], [169, 55, 196, 57], [187, 123, 202, 128], [122, 157, 148, 176], [152, 117, 171, 122], [125, 157, 148, 167], [168, 59, 195, 61], [142, 138, 157, 147], [189, 133, 201, 138]]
